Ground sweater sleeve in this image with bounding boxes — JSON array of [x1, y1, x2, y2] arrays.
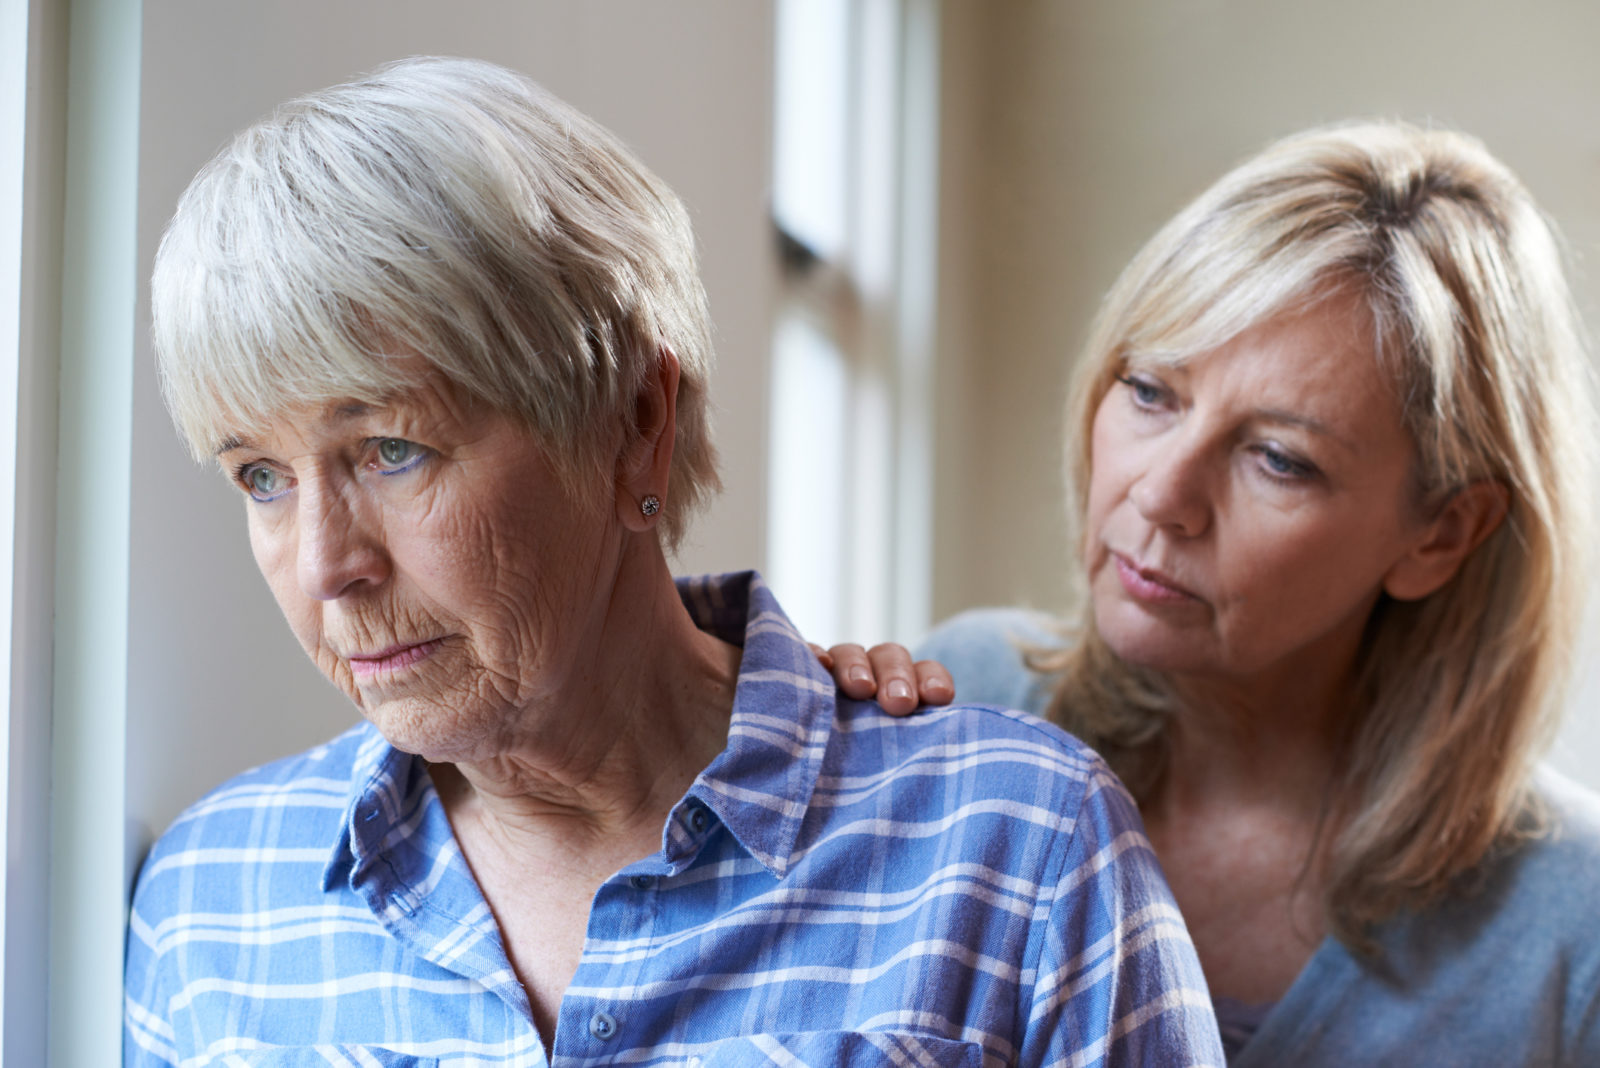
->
[[914, 608, 1064, 719]]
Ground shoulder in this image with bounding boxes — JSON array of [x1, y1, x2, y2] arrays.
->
[[145, 720, 374, 848], [828, 697, 1138, 851], [1386, 768, 1600, 976], [130, 721, 375, 920], [856, 704, 1217, 1064], [913, 608, 1065, 718], [1323, 769, 1600, 1065], [1397, 768, 1600, 945], [1521, 771, 1600, 1052], [821, 698, 1162, 947], [1499, 767, 1600, 918]]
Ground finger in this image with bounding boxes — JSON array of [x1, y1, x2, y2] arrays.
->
[[826, 643, 877, 699], [913, 660, 955, 706], [867, 643, 918, 716], [808, 642, 834, 671]]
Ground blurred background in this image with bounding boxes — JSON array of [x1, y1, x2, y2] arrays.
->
[[5, 0, 1599, 1061]]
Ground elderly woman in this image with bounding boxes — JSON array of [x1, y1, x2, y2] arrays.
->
[[123, 58, 1223, 1067], [829, 121, 1600, 1064]]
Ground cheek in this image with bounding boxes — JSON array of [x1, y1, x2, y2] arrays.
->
[[1084, 398, 1134, 537], [1214, 509, 1400, 626], [417, 491, 609, 648], [419, 506, 508, 591], [253, 528, 345, 687], [246, 509, 307, 620]]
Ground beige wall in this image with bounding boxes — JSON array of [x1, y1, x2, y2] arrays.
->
[[932, 0, 1600, 778]]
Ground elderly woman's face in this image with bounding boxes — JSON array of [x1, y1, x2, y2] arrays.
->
[[1085, 294, 1435, 687], [218, 375, 621, 762]]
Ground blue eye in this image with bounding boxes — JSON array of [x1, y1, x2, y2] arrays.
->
[[1117, 373, 1167, 409], [1254, 445, 1317, 482], [371, 438, 428, 475], [238, 463, 292, 503]]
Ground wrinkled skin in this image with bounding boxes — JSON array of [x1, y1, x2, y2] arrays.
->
[[223, 377, 644, 768]]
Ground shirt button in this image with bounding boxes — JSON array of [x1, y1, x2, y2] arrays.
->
[[589, 1010, 618, 1040], [689, 805, 709, 833], [630, 874, 656, 891]]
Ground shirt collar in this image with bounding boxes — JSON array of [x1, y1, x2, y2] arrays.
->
[[321, 723, 424, 892], [322, 569, 835, 888], [675, 570, 835, 878]]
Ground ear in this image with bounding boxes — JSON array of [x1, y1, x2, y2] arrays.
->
[[1382, 480, 1509, 601], [615, 345, 680, 532]]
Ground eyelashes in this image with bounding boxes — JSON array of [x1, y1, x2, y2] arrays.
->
[[1116, 373, 1169, 410], [1251, 444, 1318, 483], [230, 438, 434, 503], [235, 461, 293, 503], [1113, 372, 1323, 485], [370, 438, 429, 476]]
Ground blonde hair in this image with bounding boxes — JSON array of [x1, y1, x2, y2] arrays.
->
[[1041, 120, 1597, 942], [152, 56, 719, 545]]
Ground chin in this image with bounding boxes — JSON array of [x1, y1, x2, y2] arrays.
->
[[357, 693, 485, 763], [1093, 602, 1211, 676], [1103, 636, 1199, 675]]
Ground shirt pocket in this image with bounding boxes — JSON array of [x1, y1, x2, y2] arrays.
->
[[206, 1047, 439, 1068], [695, 1031, 986, 1067]]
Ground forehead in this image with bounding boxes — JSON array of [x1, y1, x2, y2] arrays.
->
[[1173, 298, 1393, 415], [1133, 296, 1412, 466], [214, 376, 474, 456]]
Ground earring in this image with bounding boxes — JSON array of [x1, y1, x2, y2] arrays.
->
[[640, 495, 661, 517]]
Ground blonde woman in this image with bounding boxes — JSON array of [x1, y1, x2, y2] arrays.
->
[[826, 121, 1600, 1064]]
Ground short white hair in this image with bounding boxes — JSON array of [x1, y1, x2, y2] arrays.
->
[[152, 55, 719, 544]]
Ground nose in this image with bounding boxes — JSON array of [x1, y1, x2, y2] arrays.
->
[[295, 476, 391, 601], [1127, 433, 1212, 538]]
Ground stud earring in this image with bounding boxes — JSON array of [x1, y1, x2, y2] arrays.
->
[[640, 495, 661, 517]]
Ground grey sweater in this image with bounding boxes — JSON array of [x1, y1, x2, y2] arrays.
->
[[917, 607, 1600, 1067]]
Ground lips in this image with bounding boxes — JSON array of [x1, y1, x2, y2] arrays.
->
[[1111, 553, 1200, 604], [346, 637, 445, 680]]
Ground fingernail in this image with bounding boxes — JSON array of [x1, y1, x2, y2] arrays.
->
[[848, 666, 872, 686], [886, 680, 913, 702]]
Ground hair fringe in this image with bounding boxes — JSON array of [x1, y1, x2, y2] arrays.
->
[[152, 56, 723, 547]]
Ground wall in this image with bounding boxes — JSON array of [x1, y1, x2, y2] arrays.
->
[[127, 0, 776, 846], [933, 0, 1600, 785]]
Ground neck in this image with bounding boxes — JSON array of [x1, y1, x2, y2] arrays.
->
[[436, 540, 741, 847], [1152, 652, 1353, 823]]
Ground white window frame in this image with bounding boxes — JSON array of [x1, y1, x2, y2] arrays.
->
[[767, 0, 940, 647], [2, 0, 142, 1063]]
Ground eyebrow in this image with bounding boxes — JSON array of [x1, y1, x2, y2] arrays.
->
[[1253, 408, 1358, 452], [214, 402, 380, 456]]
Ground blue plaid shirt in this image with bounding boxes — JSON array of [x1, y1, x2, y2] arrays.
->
[[126, 571, 1222, 1067]]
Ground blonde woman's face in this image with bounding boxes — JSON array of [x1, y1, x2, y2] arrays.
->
[[1084, 294, 1439, 694]]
